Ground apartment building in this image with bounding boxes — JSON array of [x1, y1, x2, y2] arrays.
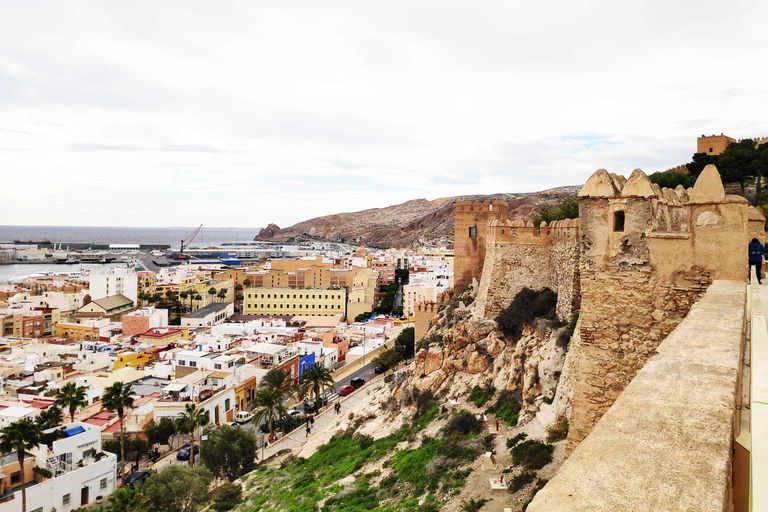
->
[[88, 267, 138, 304], [243, 287, 347, 317]]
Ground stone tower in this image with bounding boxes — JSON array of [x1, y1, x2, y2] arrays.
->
[[453, 200, 508, 293]]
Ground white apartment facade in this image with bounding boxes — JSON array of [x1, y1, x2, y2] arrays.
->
[[88, 268, 138, 304]]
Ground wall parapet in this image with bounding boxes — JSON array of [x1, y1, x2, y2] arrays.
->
[[454, 200, 509, 213], [487, 218, 580, 245], [528, 280, 746, 512]]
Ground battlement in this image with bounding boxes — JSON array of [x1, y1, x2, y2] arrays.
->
[[454, 200, 509, 213], [486, 218, 580, 245]]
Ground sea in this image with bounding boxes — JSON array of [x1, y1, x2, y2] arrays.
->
[[0, 225, 261, 249], [0, 225, 262, 282]]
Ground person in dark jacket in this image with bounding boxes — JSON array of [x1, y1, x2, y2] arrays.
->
[[748, 238, 765, 284]]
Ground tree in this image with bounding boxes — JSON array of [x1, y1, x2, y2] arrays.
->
[[242, 278, 251, 287], [146, 417, 177, 449], [55, 382, 88, 423], [259, 367, 296, 396], [35, 405, 63, 430], [177, 404, 208, 467], [108, 487, 147, 512], [531, 199, 579, 228], [210, 483, 242, 512], [394, 327, 415, 362], [298, 363, 336, 411], [648, 170, 697, 189], [208, 288, 217, 302], [0, 419, 41, 512], [217, 289, 227, 302], [139, 464, 212, 512], [102, 382, 135, 486], [686, 152, 718, 176], [104, 437, 149, 466], [200, 425, 257, 481], [251, 387, 287, 441]]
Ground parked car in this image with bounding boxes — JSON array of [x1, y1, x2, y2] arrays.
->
[[350, 377, 365, 388], [223, 421, 240, 428], [176, 443, 199, 461], [288, 409, 304, 419], [339, 385, 355, 396], [303, 400, 317, 414], [125, 469, 153, 488], [235, 411, 254, 424], [373, 364, 388, 374]]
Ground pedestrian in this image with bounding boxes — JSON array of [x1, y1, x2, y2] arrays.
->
[[306, 426, 311, 437], [495, 418, 499, 431], [749, 238, 765, 284], [500, 473, 504, 485]]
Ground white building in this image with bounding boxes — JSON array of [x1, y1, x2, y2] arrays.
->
[[181, 302, 234, 328], [88, 267, 138, 304], [0, 421, 118, 512], [0, 406, 37, 428], [403, 282, 441, 316]]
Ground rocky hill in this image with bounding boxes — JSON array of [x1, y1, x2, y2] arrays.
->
[[255, 186, 580, 248]]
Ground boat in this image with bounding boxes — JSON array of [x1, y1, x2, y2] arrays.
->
[[13, 239, 51, 245]]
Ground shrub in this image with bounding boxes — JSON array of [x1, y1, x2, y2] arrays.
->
[[462, 498, 489, 512], [507, 470, 536, 493], [496, 288, 557, 339], [546, 417, 569, 443], [444, 410, 483, 437], [506, 433, 527, 449], [211, 483, 243, 511], [487, 390, 522, 425], [357, 434, 374, 449], [415, 390, 437, 416], [469, 385, 495, 407], [483, 434, 496, 450], [511, 440, 554, 470]]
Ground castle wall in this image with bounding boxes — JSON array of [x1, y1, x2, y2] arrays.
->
[[474, 221, 581, 322], [414, 302, 437, 341], [453, 200, 508, 293], [567, 166, 749, 450]]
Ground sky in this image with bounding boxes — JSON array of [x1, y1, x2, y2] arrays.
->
[[1, 0, 767, 228]]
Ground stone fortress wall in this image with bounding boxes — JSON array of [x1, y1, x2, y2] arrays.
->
[[453, 200, 509, 293], [448, 164, 767, 453], [473, 219, 581, 322]]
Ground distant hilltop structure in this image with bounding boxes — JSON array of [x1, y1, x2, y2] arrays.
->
[[697, 133, 768, 155]]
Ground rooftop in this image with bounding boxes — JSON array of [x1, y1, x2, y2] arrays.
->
[[183, 302, 233, 319]]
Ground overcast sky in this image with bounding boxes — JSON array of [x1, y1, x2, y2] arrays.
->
[[1, 0, 767, 228]]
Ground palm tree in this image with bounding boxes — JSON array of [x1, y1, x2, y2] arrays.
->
[[109, 487, 146, 512], [252, 387, 287, 441], [194, 293, 202, 310], [177, 403, 208, 467], [179, 291, 189, 312], [35, 405, 63, 430], [55, 382, 88, 423], [260, 367, 296, 397], [102, 382, 134, 486], [0, 419, 41, 512], [217, 289, 227, 302], [299, 363, 336, 411], [208, 287, 217, 304]]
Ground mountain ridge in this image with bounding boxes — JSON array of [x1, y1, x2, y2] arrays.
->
[[256, 185, 581, 248]]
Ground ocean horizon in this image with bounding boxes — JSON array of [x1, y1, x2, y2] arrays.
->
[[0, 225, 263, 249]]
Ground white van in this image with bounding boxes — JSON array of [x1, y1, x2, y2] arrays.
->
[[235, 411, 254, 424]]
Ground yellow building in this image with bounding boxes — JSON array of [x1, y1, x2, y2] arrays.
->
[[347, 268, 377, 321], [137, 328, 184, 347], [137, 271, 156, 305], [244, 287, 347, 317], [54, 321, 101, 341], [113, 351, 153, 370]]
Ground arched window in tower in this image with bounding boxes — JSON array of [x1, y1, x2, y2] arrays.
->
[[613, 211, 625, 232]]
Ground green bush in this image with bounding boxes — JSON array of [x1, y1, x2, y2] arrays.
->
[[508, 470, 536, 493], [469, 385, 495, 407], [496, 288, 557, 340], [648, 170, 697, 189], [531, 199, 579, 228], [511, 440, 554, 470], [444, 410, 483, 437], [506, 433, 527, 449], [487, 390, 522, 425], [462, 498, 489, 512], [211, 483, 243, 511], [546, 417, 569, 443]]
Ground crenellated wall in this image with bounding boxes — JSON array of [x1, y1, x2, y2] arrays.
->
[[474, 219, 581, 322], [568, 165, 750, 450]]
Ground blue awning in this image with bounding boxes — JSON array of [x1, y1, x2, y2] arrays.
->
[[64, 425, 85, 437]]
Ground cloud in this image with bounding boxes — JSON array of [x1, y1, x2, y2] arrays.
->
[[1, 0, 767, 228]]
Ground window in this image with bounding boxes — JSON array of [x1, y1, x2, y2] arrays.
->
[[214, 363, 221, 370], [224, 398, 231, 411], [190, 361, 197, 367], [11, 471, 20, 484], [613, 211, 625, 232], [100, 478, 108, 489], [63, 494, 72, 506], [469, 226, 477, 238], [709, 147, 713, 153]]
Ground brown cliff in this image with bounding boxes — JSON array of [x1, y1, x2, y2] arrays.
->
[[255, 186, 580, 248]]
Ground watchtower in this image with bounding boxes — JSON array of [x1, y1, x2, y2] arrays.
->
[[453, 200, 508, 292]]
